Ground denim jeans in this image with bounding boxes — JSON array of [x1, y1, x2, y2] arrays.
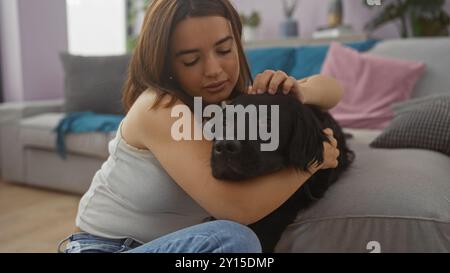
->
[[58, 220, 262, 253]]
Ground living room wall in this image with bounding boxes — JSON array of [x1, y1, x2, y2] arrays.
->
[[232, 0, 450, 40], [1, 0, 449, 102], [0, 0, 68, 103], [0, 39, 3, 103], [0, 1, 3, 103]]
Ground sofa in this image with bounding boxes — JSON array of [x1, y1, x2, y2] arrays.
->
[[1, 37, 449, 252]]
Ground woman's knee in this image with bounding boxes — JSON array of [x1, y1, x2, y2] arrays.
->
[[128, 220, 262, 253], [207, 220, 262, 253]]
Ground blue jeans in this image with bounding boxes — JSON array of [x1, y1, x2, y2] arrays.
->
[[58, 220, 262, 253]]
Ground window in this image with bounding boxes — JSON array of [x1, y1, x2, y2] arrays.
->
[[66, 0, 127, 56]]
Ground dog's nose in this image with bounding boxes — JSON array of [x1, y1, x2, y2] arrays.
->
[[213, 140, 241, 155]]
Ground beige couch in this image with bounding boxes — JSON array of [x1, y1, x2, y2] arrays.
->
[[0, 100, 114, 193], [1, 38, 450, 195], [1, 37, 449, 252]]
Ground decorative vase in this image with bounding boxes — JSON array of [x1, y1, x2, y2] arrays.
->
[[280, 18, 299, 38], [327, 0, 343, 28], [243, 26, 259, 42]]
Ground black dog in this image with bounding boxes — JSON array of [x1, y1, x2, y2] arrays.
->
[[210, 92, 355, 253]]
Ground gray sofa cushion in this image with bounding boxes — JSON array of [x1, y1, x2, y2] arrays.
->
[[392, 93, 450, 113], [370, 95, 450, 156], [60, 53, 131, 115], [276, 137, 450, 253], [20, 113, 115, 159], [368, 38, 450, 98], [342, 128, 381, 144]]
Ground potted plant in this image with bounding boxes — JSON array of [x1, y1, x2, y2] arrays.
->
[[127, 0, 152, 52], [363, 0, 450, 38], [281, 0, 300, 37], [240, 11, 261, 42]]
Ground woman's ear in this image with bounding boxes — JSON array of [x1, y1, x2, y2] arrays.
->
[[287, 106, 327, 172]]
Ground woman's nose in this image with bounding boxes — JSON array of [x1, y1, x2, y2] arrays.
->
[[204, 55, 222, 78]]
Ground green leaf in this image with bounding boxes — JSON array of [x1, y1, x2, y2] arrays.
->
[[364, 1, 408, 31], [363, 0, 449, 37]]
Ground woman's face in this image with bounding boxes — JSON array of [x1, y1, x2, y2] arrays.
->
[[170, 16, 240, 104]]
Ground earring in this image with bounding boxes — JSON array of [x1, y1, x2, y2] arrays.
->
[[169, 76, 174, 80]]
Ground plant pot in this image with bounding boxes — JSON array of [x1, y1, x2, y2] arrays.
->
[[243, 26, 259, 42], [280, 19, 299, 38]]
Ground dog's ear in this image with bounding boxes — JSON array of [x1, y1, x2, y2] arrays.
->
[[287, 105, 328, 172]]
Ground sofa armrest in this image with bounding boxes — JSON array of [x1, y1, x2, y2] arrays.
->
[[0, 99, 64, 181], [0, 99, 64, 123]]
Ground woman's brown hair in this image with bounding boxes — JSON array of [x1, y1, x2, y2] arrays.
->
[[122, 0, 253, 113]]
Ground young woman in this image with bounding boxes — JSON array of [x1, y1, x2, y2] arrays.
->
[[58, 0, 342, 253]]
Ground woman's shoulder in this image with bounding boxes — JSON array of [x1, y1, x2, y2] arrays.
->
[[122, 89, 186, 149], [131, 89, 186, 124]]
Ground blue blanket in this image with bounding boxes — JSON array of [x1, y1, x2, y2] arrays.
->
[[54, 112, 124, 158]]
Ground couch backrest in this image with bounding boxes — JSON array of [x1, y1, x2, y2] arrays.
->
[[368, 38, 450, 99], [245, 39, 379, 80]]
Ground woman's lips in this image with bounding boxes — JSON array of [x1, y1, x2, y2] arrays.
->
[[204, 80, 228, 93]]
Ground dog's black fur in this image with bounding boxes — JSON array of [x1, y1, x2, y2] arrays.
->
[[210, 92, 355, 253]]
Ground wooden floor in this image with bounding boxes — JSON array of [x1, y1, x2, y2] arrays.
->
[[0, 179, 81, 253]]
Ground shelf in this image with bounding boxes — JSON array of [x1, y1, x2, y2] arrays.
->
[[244, 34, 369, 49]]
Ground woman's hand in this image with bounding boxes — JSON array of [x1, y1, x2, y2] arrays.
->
[[248, 70, 305, 103], [309, 128, 340, 171]]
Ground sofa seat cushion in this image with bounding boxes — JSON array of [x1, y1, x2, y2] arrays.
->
[[343, 128, 382, 145], [20, 113, 115, 159], [276, 138, 450, 252]]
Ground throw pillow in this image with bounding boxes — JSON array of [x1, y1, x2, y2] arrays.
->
[[321, 42, 426, 129], [60, 53, 131, 115], [245, 47, 296, 78], [290, 39, 379, 79], [391, 93, 450, 114], [370, 95, 450, 156]]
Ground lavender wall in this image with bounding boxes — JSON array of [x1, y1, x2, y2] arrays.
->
[[1, 0, 449, 102], [0, 2, 3, 102], [18, 0, 68, 101], [0, 0, 24, 102], [232, 0, 450, 40], [0, 0, 67, 102]]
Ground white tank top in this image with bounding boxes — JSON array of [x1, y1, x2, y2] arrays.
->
[[76, 121, 211, 243]]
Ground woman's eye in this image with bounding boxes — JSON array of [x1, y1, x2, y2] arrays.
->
[[217, 49, 231, 55], [183, 59, 199, 67], [182, 49, 231, 67]]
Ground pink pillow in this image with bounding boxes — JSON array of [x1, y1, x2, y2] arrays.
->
[[321, 42, 426, 129]]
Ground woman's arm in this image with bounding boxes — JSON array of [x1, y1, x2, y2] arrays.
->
[[298, 74, 344, 110], [126, 94, 321, 225], [249, 70, 343, 110]]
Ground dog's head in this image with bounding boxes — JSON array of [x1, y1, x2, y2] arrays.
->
[[210, 93, 329, 180]]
